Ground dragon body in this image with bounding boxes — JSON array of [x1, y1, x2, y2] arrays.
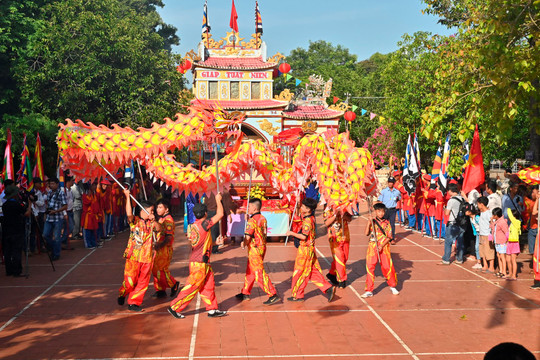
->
[[57, 105, 377, 213]]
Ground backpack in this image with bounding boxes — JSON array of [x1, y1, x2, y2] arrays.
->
[[451, 197, 469, 228]]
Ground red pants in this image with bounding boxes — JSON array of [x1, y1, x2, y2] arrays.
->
[[329, 240, 350, 282], [365, 242, 397, 292], [170, 262, 218, 312], [534, 231, 539, 281], [291, 245, 331, 298], [119, 259, 152, 306], [152, 246, 177, 291], [242, 246, 276, 296]]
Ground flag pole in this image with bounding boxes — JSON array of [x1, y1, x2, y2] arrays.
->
[[285, 157, 312, 246], [136, 159, 148, 201], [243, 161, 254, 235], [213, 143, 224, 239], [95, 161, 150, 216]]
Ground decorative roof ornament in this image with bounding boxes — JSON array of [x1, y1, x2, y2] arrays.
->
[[294, 75, 334, 107]]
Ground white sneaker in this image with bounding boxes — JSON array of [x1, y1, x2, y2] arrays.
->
[[390, 287, 400, 295], [361, 291, 373, 298], [472, 263, 482, 270]]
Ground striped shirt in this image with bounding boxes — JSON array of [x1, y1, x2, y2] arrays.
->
[[46, 189, 67, 222]]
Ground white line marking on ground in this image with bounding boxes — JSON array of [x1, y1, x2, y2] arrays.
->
[[188, 294, 201, 360], [0, 249, 97, 332], [315, 247, 420, 360], [402, 236, 540, 308], [49, 350, 540, 360]]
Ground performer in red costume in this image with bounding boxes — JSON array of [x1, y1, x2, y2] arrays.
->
[[236, 198, 280, 305], [323, 206, 351, 288], [286, 198, 337, 302], [361, 202, 399, 298], [152, 199, 180, 298], [168, 193, 227, 319], [118, 189, 161, 311]]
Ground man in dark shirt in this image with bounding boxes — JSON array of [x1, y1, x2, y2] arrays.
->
[[2, 185, 32, 277]]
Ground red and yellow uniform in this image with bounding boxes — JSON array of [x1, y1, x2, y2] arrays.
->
[[82, 192, 100, 230], [170, 218, 218, 312], [323, 207, 350, 284], [365, 218, 397, 292], [119, 217, 156, 306], [290, 215, 332, 299], [152, 214, 177, 291], [241, 213, 277, 296]]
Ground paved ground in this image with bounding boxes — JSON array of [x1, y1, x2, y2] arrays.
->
[[1, 203, 539, 360]]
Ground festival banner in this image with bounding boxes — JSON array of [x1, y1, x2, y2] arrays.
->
[[438, 133, 451, 194], [2, 128, 14, 183], [255, 1, 263, 34], [33, 133, 45, 187], [202, 0, 211, 34], [403, 134, 419, 195], [462, 124, 485, 194], [431, 145, 443, 185], [16, 133, 34, 191]]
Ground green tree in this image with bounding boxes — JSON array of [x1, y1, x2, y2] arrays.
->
[[282, 40, 385, 146], [14, 0, 185, 127], [422, 0, 540, 162]]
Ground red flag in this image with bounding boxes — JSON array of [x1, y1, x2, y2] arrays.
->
[[230, 0, 238, 32], [333, 96, 339, 104], [462, 124, 485, 194]]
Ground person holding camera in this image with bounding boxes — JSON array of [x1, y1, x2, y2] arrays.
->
[[2, 184, 32, 276], [42, 177, 67, 261]]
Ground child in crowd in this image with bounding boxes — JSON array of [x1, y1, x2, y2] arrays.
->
[[118, 189, 161, 311], [490, 207, 509, 278], [477, 197, 495, 273], [506, 208, 522, 280], [466, 204, 482, 270], [361, 202, 399, 298], [227, 207, 243, 243]]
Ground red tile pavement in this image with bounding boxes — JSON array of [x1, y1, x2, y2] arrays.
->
[[0, 203, 539, 360]]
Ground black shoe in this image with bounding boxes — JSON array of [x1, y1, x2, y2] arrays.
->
[[117, 296, 125, 305], [152, 290, 167, 298], [531, 281, 540, 290], [263, 294, 280, 305], [235, 293, 250, 301], [167, 306, 185, 319], [52, 255, 60, 261], [286, 296, 304, 302], [128, 304, 143, 312], [211, 250, 222, 254], [326, 286, 337, 302], [326, 273, 338, 286], [207, 309, 227, 318], [170, 282, 180, 297], [338, 281, 347, 289]]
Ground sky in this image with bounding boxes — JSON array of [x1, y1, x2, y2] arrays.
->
[[158, 0, 454, 61]]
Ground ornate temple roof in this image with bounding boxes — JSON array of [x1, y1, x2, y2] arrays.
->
[[282, 105, 344, 120], [194, 56, 276, 71]]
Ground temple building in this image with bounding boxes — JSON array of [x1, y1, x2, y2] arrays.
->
[[185, 28, 344, 142]]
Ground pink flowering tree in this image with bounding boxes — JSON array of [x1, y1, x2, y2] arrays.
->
[[363, 125, 399, 168]]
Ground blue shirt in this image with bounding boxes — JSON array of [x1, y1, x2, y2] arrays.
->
[[502, 194, 523, 220], [378, 187, 401, 209]]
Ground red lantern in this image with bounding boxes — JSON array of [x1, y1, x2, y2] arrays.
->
[[272, 68, 280, 78], [182, 59, 192, 71], [279, 63, 291, 74], [344, 111, 356, 122], [176, 65, 183, 73]]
